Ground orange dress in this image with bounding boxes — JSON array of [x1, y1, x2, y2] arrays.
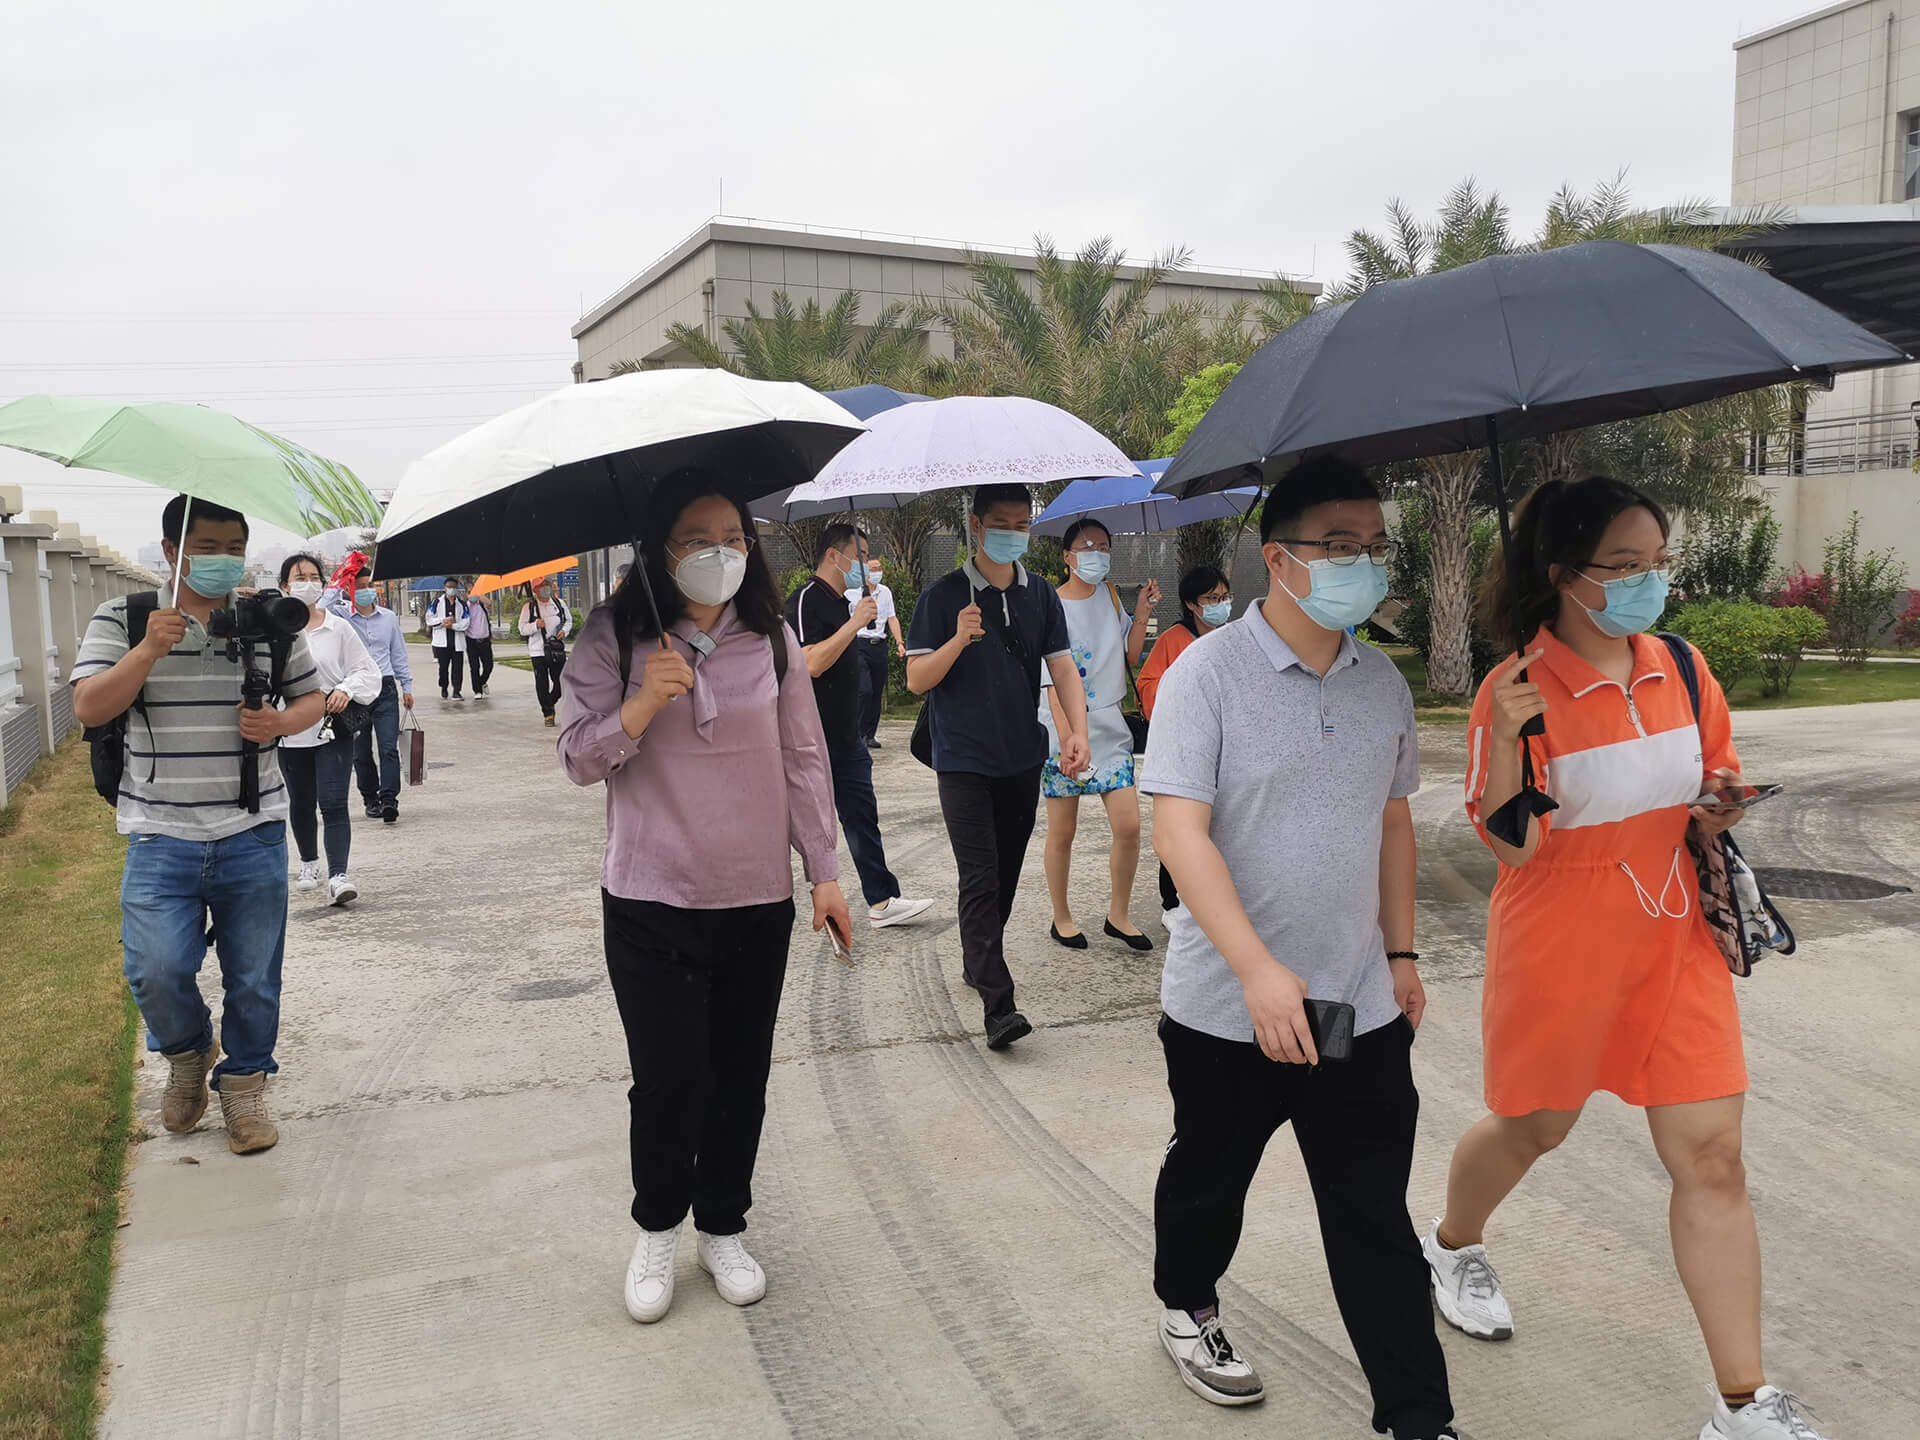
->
[[1137, 623, 1197, 720], [1463, 627, 1747, 1116]]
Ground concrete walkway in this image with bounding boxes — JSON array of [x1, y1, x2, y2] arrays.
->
[[100, 667, 1920, 1438]]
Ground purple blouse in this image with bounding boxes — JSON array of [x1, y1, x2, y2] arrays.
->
[[558, 603, 840, 908]]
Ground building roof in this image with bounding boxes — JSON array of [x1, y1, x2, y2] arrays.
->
[[1700, 205, 1920, 356], [1732, 0, 1877, 49]]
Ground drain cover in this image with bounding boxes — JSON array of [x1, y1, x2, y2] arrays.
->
[[506, 977, 598, 1002], [1752, 868, 1911, 901]]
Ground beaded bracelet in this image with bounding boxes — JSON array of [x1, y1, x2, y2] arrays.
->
[[1386, 950, 1419, 962]]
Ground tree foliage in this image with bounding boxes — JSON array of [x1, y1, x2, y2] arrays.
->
[[1822, 511, 1909, 665], [1672, 504, 1781, 604]]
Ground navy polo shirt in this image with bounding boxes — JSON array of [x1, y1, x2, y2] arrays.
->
[[906, 559, 1071, 777]]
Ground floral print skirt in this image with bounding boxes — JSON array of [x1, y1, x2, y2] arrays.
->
[[1041, 703, 1136, 797]]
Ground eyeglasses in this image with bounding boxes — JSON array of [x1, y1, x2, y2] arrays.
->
[[1271, 538, 1396, 566], [667, 534, 755, 558], [1580, 561, 1669, 588]]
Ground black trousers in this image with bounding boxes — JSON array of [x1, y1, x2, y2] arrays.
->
[[466, 637, 494, 693], [1158, 862, 1179, 912], [855, 637, 889, 743], [532, 656, 563, 718], [282, 734, 353, 874], [935, 766, 1041, 1022], [602, 891, 793, 1235], [1154, 1013, 1452, 1440], [436, 645, 463, 696]]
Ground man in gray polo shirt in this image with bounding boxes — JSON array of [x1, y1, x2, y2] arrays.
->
[[1141, 458, 1456, 1439]]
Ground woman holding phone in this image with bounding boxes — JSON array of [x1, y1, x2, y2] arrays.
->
[[558, 468, 851, 1327], [1431, 476, 1827, 1440]]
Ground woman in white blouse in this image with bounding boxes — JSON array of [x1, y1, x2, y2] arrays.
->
[[280, 554, 383, 905]]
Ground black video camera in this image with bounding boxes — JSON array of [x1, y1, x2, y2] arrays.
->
[[207, 588, 310, 644]]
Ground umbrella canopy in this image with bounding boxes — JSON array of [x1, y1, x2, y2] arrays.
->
[[783, 395, 1140, 511], [408, 575, 452, 592], [1032, 460, 1262, 537], [1157, 240, 1911, 498], [469, 555, 578, 600], [821, 384, 934, 421], [373, 369, 865, 579], [0, 395, 382, 536]]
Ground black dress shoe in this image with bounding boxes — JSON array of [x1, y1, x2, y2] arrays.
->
[[381, 801, 399, 824], [868, 735, 883, 748], [1104, 919, 1154, 952], [364, 802, 381, 820], [985, 1011, 1032, 1051], [1049, 923, 1088, 950]]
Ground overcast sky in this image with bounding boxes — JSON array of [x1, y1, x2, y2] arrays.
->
[[0, 0, 1815, 557]]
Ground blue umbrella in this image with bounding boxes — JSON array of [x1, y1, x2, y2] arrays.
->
[[1033, 460, 1261, 537], [407, 574, 450, 592], [822, 385, 934, 421]]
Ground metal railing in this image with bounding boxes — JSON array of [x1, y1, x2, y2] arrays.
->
[[1744, 405, 1920, 476]]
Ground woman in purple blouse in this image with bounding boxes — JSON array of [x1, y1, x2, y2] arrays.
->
[[558, 469, 852, 1326]]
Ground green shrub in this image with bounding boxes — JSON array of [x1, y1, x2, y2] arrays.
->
[[1666, 599, 1766, 695], [1753, 606, 1827, 697], [1822, 511, 1908, 666], [779, 564, 813, 603], [1672, 504, 1780, 604]]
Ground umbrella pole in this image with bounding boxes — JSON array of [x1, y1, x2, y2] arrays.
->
[[168, 495, 192, 607], [604, 456, 672, 653], [1486, 418, 1541, 741]]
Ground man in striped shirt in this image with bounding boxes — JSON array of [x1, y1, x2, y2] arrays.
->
[[72, 495, 323, 1156]]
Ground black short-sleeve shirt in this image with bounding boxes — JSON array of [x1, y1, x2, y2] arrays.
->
[[786, 577, 860, 745], [905, 561, 1071, 776]]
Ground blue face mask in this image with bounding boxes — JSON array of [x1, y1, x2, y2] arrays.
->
[[979, 528, 1030, 565], [354, 588, 378, 609], [1071, 550, 1111, 583], [844, 559, 867, 588], [1200, 600, 1232, 628], [1278, 551, 1390, 632], [1576, 569, 1670, 637], [181, 553, 247, 598]]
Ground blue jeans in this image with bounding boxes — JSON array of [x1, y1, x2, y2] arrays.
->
[[355, 678, 401, 806], [120, 821, 288, 1082], [827, 740, 899, 908]]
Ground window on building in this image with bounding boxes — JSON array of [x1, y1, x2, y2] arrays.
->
[[1907, 112, 1920, 201]]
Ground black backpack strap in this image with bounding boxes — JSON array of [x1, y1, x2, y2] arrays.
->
[[770, 626, 788, 688], [1657, 631, 1701, 722], [123, 591, 159, 710]]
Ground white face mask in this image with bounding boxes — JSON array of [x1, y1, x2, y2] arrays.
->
[[672, 546, 748, 607], [288, 580, 324, 605]]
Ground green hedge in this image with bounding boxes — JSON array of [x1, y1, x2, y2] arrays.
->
[[1667, 599, 1828, 698]]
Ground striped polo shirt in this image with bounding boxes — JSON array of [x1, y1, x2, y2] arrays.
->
[[73, 595, 320, 840]]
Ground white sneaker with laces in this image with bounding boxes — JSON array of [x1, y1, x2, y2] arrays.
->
[[1160, 1307, 1264, 1406], [1422, 1219, 1513, 1341], [870, 896, 933, 929], [624, 1226, 680, 1323], [1702, 1385, 1829, 1439], [696, 1230, 767, 1306], [295, 861, 321, 891], [327, 874, 357, 907]]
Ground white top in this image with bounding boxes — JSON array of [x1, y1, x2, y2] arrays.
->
[[284, 611, 383, 749], [1039, 582, 1129, 714], [517, 596, 574, 659], [844, 582, 897, 639], [426, 594, 468, 651]]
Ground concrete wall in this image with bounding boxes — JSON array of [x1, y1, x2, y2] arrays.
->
[[1755, 464, 1920, 576]]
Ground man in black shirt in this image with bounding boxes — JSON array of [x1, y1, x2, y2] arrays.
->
[[788, 523, 933, 933]]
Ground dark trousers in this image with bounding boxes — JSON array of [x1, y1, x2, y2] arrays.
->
[[602, 891, 794, 1235], [354, 678, 401, 806], [1158, 862, 1179, 912], [855, 638, 889, 743], [467, 637, 494, 693], [436, 644, 463, 696], [282, 734, 354, 875], [935, 766, 1041, 1022], [1154, 1013, 1452, 1440], [828, 739, 900, 908], [532, 656, 562, 718]]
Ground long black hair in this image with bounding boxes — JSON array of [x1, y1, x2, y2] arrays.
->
[[278, 552, 325, 587], [608, 466, 784, 644], [1479, 475, 1669, 648], [1177, 564, 1229, 636]]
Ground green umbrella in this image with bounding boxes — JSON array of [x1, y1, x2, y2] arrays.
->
[[0, 394, 382, 537]]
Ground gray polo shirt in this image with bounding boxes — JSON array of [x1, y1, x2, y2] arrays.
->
[[1139, 611, 1419, 1043]]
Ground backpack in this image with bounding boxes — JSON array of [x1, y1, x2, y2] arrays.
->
[[85, 591, 297, 806]]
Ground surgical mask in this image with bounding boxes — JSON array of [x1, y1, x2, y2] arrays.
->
[[1278, 551, 1390, 631], [672, 546, 747, 607], [354, 588, 378, 609], [181, 554, 246, 598], [978, 528, 1030, 565], [867, 568, 883, 584], [844, 558, 868, 588], [1575, 569, 1670, 638], [1200, 600, 1232, 628], [1071, 551, 1111, 583], [288, 580, 324, 605]]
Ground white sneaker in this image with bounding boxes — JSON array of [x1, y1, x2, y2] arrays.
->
[[696, 1230, 766, 1306], [1160, 1307, 1264, 1405], [624, 1226, 680, 1323], [1702, 1386, 1829, 1439], [870, 896, 933, 929], [1422, 1219, 1513, 1341], [327, 874, 357, 907], [295, 861, 321, 891]]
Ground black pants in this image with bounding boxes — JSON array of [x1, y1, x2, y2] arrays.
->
[[282, 734, 354, 874], [532, 656, 562, 718], [936, 766, 1041, 1022], [1154, 1013, 1451, 1440], [467, 637, 494, 694], [602, 891, 793, 1235], [1158, 862, 1179, 912], [855, 637, 889, 743], [829, 740, 900, 908], [436, 645, 463, 696]]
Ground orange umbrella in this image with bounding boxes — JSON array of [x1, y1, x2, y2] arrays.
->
[[468, 555, 578, 600]]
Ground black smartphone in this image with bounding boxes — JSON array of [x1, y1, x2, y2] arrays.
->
[[1304, 999, 1356, 1064], [1692, 782, 1783, 810]]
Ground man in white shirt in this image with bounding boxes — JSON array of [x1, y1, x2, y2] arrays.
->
[[426, 580, 468, 700], [844, 553, 905, 748]]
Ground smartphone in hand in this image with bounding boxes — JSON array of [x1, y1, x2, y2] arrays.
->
[[825, 915, 852, 965], [1692, 782, 1782, 810]]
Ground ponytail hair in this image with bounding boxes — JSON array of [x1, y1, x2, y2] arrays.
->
[[1478, 475, 1669, 649]]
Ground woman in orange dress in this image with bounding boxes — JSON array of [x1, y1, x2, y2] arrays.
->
[[1139, 565, 1230, 913], [1421, 477, 1825, 1440]]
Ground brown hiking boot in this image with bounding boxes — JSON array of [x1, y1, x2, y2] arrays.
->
[[217, 1071, 279, 1154], [160, 1044, 217, 1133]]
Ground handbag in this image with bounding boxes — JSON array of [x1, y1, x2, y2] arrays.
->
[[1104, 584, 1150, 754], [401, 706, 426, 787], [328, 698, 373, 740], [1657, 633, 1796, 976]]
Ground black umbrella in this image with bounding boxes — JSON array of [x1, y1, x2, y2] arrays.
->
[[1156, 241, 1910, 844]]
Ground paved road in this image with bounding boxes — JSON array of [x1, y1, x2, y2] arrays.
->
[[100, 667, 1920, 1438]]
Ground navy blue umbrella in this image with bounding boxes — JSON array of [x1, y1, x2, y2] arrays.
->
[[822, 385, 934, 421]]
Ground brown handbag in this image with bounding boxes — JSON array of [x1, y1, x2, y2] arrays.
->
[[402, 707, 426, 786]]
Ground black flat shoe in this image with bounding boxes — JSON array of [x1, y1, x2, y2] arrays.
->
[[1050, 923, 1088, 950], [1104, 920, 1154, 952], [985, 1011, 1032, 1051]]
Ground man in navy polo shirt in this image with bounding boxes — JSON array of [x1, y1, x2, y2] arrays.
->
[[906, 484, 1089, 1051]]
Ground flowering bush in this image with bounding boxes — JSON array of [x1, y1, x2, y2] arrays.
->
[[1774, 566, 1831, 618], [1895, 593, 1920, 650]]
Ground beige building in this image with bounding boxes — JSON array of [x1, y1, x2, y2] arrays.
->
[[570, 217, 1317, 380]]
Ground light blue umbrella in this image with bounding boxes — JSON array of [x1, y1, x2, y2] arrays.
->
[[1032, 460, 1261, 537]]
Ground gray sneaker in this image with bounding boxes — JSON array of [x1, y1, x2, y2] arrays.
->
[[1160, 1307, 1264, 1406]]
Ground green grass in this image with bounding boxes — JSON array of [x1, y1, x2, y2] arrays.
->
[[0, 742, 140, 1440]]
